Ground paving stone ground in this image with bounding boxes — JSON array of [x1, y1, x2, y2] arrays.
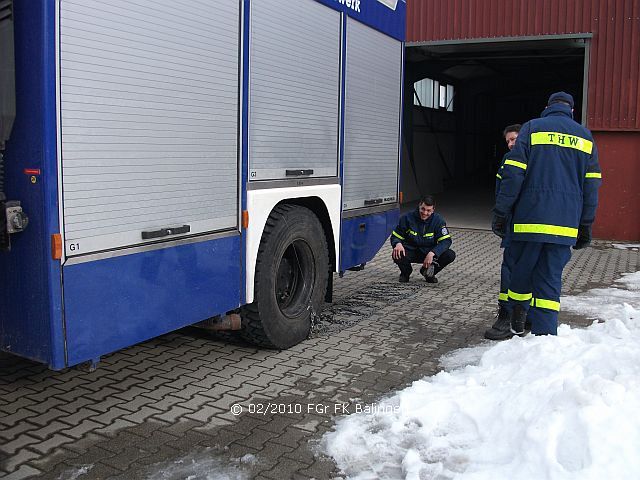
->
[[0, 230, 638, 479]]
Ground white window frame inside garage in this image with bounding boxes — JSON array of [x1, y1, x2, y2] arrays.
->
[[414, 78, 454, 112]]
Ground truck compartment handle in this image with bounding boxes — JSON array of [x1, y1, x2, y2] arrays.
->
[[285, 169, 314, 176], [364, 198, 383, 206], [141, 225, 191, 240]]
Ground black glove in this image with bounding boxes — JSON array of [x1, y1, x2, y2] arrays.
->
[[573, 224, 592, 250], [492, 213, 507, 238]]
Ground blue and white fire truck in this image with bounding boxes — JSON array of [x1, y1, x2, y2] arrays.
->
[[0, 0, 405, 369]]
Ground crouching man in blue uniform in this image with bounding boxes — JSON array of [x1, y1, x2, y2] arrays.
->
[[390, 196, 456, 283], [488, 92, 602, 338]]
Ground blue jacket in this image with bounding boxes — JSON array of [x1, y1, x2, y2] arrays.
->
[[390, 210, 452, 256], [495, 151, 510, 197], [495, 103, 602, 245], [495, 151, 512, 248]]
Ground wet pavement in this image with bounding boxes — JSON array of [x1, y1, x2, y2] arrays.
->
[[1, 229, 638, 479]]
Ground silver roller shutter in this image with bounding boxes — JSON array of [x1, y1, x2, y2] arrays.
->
[[342, 19, 401, 210], [59, 0, 240, 256], [248, 0, 340, 181]]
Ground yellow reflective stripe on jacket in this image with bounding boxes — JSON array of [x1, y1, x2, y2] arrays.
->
[[531, 298, 561, 311], [504, 159, 527, 170], [407, 229, 418, 236], [499, 292, 508, 302], [423, 232, 434, 237], [513, 223, 578, 238], [392, 231, 405, 240], [437, 234, 451, 242], [585, 172, 602, 179], [531, 131, 593, 154], [496, 173, 502, 179], [508, 290, 532, 301]]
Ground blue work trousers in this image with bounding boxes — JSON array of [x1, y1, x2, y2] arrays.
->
[[504, 241, 572, 335], [499, 247, 514, 306]]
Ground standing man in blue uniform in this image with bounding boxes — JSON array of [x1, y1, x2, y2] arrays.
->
[[489, 92, 602, 337], [391, 196, 456, 283], [485, 124, 522, 339]]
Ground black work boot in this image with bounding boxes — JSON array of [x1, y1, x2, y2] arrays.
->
[[420, 262, 439, 283], [398, 267, 411, 283], [510, 304, 527, 336], [490, 303, 508, 329], [484, 305, 512, 340]]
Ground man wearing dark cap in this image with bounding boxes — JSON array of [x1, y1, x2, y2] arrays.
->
[[486, 92, 602, 339]]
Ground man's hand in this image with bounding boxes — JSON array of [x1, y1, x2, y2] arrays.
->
[[573, 224, 592, 250], [392, 243, 406, 260], [492, 213, 507, 238], [423, 251, 435, 268]]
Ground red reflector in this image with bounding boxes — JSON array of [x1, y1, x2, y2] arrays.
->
[[24, 168, 41, 175]]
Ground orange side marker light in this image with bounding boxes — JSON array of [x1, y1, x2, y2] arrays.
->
[[51, 234, 62, 260]]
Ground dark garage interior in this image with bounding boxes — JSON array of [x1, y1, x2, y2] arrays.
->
[[402, 36, 588, 229]]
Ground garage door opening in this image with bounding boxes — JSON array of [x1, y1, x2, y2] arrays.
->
[[402, 35, 589, 229]]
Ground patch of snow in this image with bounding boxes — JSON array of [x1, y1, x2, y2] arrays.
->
[[323, 271, 640, 479]]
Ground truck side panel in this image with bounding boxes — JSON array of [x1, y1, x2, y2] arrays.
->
[[342, 16, 402, 211], [248, 0, 341, 181], [340, 208, 399, 270], [58, 0, 241, 256], [63, 235, 241, 366]]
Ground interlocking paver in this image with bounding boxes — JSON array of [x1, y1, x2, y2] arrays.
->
[[100, 445, 151, 471], [153, 405, 192, 423], [2, 464, 42, 480], [196, 382, 234, 399], [84, 386, 123, 402], [0, 434, 40, 455], [0, 408, 39, 426], [57, 397, 97, 415], [93, 419, 138, 437], [115, 419, 167, 439], [56, 408, 96, 426], [82, 396, 125, 414], [95, 431, 146, 454], [29, 421, 71, 441], [61, 419, 104, 439], [0, 232, 636, 479], [120, 406, 162, 423], [183, 405, 224, 423], [0, 421, 38, 441], [19, 397, 65, 416], [29, 433, 75, 454], [91, 400, 137, 425], [261, 456, 308, 480]]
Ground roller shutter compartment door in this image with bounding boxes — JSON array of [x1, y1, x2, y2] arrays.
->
[[342, 19, 402, 210], [249, 0, 340, 181], [59, 0, 240, 256]]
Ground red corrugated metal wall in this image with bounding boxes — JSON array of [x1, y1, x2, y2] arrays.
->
[[407, 0, 640, 240], [592, 133, 640, 241], [407, 0, 640, 131]]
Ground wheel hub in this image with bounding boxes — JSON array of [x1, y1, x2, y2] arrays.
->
[[274, 240, 314, 318]]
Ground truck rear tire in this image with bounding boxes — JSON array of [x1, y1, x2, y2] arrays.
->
[[241, 204, 329, 349]]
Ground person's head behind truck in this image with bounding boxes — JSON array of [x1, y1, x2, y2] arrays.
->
[[503, 124, 521, 151]]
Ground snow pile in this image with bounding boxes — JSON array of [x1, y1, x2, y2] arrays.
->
[[323, 272, 640, 479]]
